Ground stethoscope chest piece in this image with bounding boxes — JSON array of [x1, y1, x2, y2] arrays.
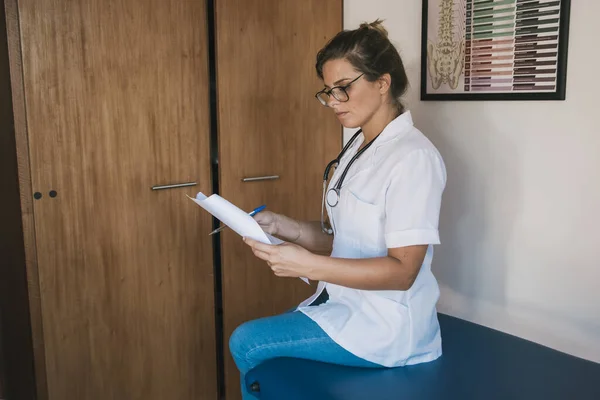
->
[[326, 188, 340, 207]]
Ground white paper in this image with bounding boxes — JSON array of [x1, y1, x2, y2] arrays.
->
[[189, 192, 309, 284]]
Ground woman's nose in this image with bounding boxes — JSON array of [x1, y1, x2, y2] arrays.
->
[[327, 96, 340, 107]]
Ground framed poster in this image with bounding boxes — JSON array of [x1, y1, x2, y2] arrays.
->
[[420, 0, 571, 101]]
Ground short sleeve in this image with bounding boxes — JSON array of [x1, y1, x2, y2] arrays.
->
[[384, 149, 447, 248]]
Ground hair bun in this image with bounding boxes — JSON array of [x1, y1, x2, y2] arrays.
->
[[359, 19, 388, 38]]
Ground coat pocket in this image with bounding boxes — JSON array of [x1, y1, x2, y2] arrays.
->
[[341, 188, 386, 255]]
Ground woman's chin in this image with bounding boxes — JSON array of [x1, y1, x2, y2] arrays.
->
[[335, 111, 363, 129], [338, 118, 361, 129]]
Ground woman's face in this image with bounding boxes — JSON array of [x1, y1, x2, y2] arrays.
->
[[320, 58, 388, 129]]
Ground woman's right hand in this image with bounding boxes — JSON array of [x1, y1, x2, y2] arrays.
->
[[253, 212, 332, 253], [254, 211, 302, 242], [253, 211, 280, 235]]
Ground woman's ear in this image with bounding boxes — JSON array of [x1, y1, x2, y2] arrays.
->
[[378, 73, 392, 95]]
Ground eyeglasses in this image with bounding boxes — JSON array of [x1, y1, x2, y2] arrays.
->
[[315, 74, 364, 106]]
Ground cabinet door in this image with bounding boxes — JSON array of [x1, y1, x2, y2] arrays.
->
[[215, 1, 342, 398], [16, 0, 216, 398]]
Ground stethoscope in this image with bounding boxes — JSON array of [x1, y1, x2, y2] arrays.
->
[[320, 129, 381, 234]]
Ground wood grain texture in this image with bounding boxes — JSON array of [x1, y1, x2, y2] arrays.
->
[[1, 1, 42, 398], [215, 1, 343, 398], [15, 0, 217, 398]]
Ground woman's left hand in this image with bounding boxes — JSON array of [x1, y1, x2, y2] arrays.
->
[[243, 237, 317, 278]]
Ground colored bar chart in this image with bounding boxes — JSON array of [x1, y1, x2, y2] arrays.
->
[[424, 0, 569, 98]]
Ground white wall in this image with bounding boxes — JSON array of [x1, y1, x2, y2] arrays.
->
[[344, 0, 600, 363]]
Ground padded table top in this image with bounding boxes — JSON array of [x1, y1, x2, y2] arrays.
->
[[245, 313, 600, 400]]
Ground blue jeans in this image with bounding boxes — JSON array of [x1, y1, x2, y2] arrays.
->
[[229, 304, 383, 399]]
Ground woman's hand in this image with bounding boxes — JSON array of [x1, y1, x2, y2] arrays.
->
[[243, 237, 317, 279], [253, 211, 280, 235], [253, 211, 302, 243]]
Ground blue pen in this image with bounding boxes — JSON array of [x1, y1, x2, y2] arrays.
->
[[248, 204, 266, 217], [209, 204, 267, 235]]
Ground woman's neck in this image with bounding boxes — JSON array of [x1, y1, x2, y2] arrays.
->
[[360, 104, 400, 148]]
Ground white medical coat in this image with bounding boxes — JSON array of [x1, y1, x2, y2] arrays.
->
[[297, 111, 447, 367]]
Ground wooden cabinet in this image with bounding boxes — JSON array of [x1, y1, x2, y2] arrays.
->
[[1, 1, 341, 399], [214, 1, 342, 397]]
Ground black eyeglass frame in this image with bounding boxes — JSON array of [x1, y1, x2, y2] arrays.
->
[[315, 73, 364, 106]]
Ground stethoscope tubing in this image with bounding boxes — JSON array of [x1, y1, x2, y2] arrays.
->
[[321, 129, 381, 233]]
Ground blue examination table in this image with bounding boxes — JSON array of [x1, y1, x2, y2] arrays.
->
[[245, 313, 600, 399]]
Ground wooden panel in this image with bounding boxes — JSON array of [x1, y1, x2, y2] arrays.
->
[[0, 318, 3, 398], [0, 2, 40, 398], [215, 1, 343, 398], [0, 315, 3, 398], [16, 0, 217, 399]]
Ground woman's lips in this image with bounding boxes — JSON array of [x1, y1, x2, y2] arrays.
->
[[335, 111, 349, 118]]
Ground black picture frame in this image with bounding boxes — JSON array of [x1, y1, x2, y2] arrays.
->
[[420, 0, 571, 101]]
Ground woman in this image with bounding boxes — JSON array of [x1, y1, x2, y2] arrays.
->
[[230, 19, 447, 398]]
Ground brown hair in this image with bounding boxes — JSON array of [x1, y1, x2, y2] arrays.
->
[[315, 19, 409, 113]]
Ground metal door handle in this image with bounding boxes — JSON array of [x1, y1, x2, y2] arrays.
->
[[241, 175, 280, 182], [151, 182, 197, 190]]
